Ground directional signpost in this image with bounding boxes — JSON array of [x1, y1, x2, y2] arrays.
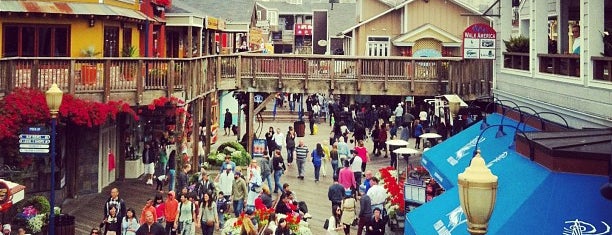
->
[[19, 127, 51, 155]]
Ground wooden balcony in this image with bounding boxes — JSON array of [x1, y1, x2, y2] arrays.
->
[[0, 55, 493, 104]]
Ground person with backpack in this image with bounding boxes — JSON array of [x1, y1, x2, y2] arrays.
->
[[311, 143, 324, 182], [174, 193, 195, 235], [194, 172, 215, 202]]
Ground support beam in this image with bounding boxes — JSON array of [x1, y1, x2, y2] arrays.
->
[[204, 95, 212, 161], [247, 92, 254, 155], [253, 94, 276, 114]]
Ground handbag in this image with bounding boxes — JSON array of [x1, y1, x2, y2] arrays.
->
[[177, 222, 184, 232], [206, 219, 215, 226]]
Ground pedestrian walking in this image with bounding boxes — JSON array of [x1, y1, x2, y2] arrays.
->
[[224, 109, 232, 136], [142, 143, 156, 185], [326, 205, 344, 235], [176, 163, 191, 193], [378, 123, 388, 158], [414, 120, 424, 149], [273, 128, 285, 155], [286, 126, 296, 165], [330, 143, 340, 178], [164, 191, 179, 235], [357, 190, 372, 235], [197, 193, 218, 235], [101, 205, 121, 235], [122, 208, 140, 235], [328, 176, 345, 207], [340, 190, 357, 235], [311, 143, 324, 182], [258, 155, 273, 193], [338, 160, 356, 192], [174, 193, 196, 235], [168, 150, 177, 192], [365, 209, 385, 235], [353, 140, 369, 172], [135, 211, 165, 235], [272, 150, 286, 194], [231, 171, 248, 217], [295, 140, 309, 180], [103, 188, 127, 226], [349, 150, 363, 191], [140, 198, 158, 225], [265, 127, 277, 157]]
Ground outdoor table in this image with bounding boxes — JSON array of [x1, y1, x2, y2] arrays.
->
[[393, 147, 420, 183], [386, 139, 409, 169], [419, 133, 442, 148]]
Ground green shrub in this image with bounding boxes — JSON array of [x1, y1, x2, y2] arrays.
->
[[504, 35, 529, 53], [207, 141, 251, 167], [29, 196, 50, 214]]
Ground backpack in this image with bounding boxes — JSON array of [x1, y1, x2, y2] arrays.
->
[[323, 218, 330, 230]]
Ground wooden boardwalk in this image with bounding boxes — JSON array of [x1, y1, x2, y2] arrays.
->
[[62, 119, 419, 234]]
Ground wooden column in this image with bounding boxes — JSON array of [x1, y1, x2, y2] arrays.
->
[[204, 95, 212, 160], [247, 92, 254, 154], [168, 60, 175, 96], [187, 26, 193, 58], [191, 99, 201, 167], [103, 60, 111, 102]]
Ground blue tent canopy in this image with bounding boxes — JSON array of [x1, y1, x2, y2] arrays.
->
[[407, 114, 612, 234]]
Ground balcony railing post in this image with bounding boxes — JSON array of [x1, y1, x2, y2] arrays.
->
[[236, 55, 242, 88], [356, 59, 362, 91], [103, 60, 111, 102], [6, 60, 14, 92], [383, 59, 389, 92], [277, 57, 283, 89], [216, 56, 222, 86], [69, 60, 76, 94], [168, 60, 175, 97], [251, 57, 256, 87], [410, 59, 415, 92], [304, 59, 309, 91], [136, 60, 144, 104], [329, 58, 335, 91], [31, 59, 39, 89]]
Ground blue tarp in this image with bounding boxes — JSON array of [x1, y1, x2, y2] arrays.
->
[[406, 114, 612, 235]]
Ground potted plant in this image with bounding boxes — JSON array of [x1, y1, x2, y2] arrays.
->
[[503, 35, 529, 53], [80, 46, 100, 85], [121, 46, 138, 81]]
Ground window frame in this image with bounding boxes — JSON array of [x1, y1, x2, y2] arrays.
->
[[2, 24, 71, 57]]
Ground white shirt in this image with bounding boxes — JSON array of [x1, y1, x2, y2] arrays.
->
[[327, 216, 340, 235], [367, 184, 387, 205], [350, 156, 362, 173], [218, 170, 234, 195], [419, 111, 428, 121], [273, 133, 285, 148], [394, 106, 404, 117]]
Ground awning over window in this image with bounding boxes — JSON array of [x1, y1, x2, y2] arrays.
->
[[0, 1, 147, 21], [406, 114, 612, 234], [392, 24, 462, 47]]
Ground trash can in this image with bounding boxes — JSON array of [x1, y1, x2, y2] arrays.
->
[[54, 214, 75, 235], [294, 121, 305, 137]]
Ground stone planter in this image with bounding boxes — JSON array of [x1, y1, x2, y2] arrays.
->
[[125, 159, 144, 179]]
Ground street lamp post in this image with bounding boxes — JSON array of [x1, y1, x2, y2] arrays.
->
[[46, 84, 63, 235], [458, 150, 498, 235]]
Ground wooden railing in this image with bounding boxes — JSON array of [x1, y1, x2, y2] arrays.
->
[[1, 55, 493, 102], [538, 54, 580, 77], [593, 56, 612, 82], [503, 52, 530, 70]]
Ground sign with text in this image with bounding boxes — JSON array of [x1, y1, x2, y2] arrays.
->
[[462, 23, 497, 59], [252, 139, 266, 157], [19, 126, 51, 155], [294, 24, 312, 36]]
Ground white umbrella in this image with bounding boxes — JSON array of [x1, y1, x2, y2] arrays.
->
[[393, 147, 420, 155], [386, 139, 409, 146], [419, 133, 442, 139]]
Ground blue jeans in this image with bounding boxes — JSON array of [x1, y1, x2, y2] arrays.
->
[[273, 170, 284, 193], [218, 211, 225, 230], [296, 159, 306, 177], [168, 169, 176, 192], [233, 200, 244, 217], [286, 147, 295, 164], [314, 165, 321, 181], [331, 160, 339, 178], [262, 173, 273, 192], [200, 221, 215, 235], [289, 101, 295, 112]]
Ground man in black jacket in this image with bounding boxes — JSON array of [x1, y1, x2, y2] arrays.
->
[[327, 176, 345, 207], [136, 211, 165, 235], [103, 188, 127, 227], [365, 208, 385, 235]]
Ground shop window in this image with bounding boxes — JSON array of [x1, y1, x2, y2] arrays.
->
[[2, 24, 70, 57], [104, 27, 120, 57], [268, 11, 278, 26]]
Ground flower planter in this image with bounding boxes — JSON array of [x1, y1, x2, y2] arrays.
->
[[125, 159, 144, 179], [81, 65, 97, 85]]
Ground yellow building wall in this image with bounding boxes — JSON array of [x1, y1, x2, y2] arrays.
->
[[356, 10, 403, 56], [361, 0, 394, 21], [407, 0, 489, 37], [354, 0, 489, 56], [0, 17, 140, 58]]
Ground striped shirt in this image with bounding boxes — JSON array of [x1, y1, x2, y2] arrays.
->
[[296, 146, 309, 160]]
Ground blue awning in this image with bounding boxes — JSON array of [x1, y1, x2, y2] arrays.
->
[[406, 114, 612, 234], [421, 113, 536, 190]]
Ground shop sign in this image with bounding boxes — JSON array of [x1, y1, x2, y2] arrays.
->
[[294, 24, 312, 36], [462, 23, 496, 59], [218, 20, 226, 30], [206, 17, 218, 30], [252, 139, 266, 157], [18, 126, 50, 155]]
